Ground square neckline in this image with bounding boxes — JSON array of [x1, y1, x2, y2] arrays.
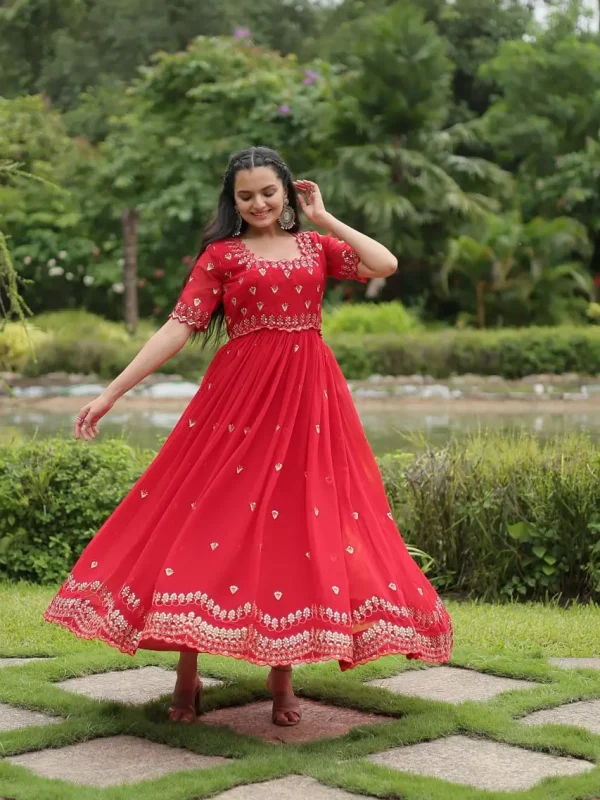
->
[[232, 231, 310, 265]]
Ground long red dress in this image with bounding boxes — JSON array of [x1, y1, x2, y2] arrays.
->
[[45, 231, 453, 669]]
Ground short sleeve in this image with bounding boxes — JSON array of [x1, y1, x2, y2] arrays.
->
[[169, 244, 223, 331], [319, 233, 367, 282]]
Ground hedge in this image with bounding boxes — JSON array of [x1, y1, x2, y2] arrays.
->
[[6, 310, 600, 380], [9, 325, 600, 382], [2, 434, 599, 600], [328, 326, 600, 380]]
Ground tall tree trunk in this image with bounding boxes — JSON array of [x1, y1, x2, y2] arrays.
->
[[121, 208, 139, 334], [476, 280, 486, 329]]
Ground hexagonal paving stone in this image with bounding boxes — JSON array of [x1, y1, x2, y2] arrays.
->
[[56, 666, 222, 704], [522, 700, 600, 735], [201, 699, 392, 744], [0, 658, 53, 669], [214, 776, 361, 799], [366, 666, 535, 704], [367, 734, 593, 792], [7, 735, 230, 787], [0, 703, 62, 733], [549, 658, 600, 670]]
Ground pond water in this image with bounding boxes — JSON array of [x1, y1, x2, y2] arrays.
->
[[4, 406, 600, 455]]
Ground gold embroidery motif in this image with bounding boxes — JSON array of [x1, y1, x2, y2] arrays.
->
[[169, 302, 211, 330], [44, 576, 453, 664], [229, 313, 321, 340]]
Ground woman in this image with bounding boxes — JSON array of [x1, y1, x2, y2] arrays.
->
[[45, 146, 452, 727]]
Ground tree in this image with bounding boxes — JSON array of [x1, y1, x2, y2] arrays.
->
[[439, 212, 593, 326], [89, 35, 332, 327], [0, 0, 328, 110], [0, 95, 98, 315], [480, 7, 600, 178], [318, 3, 510, 303], [434, 0, 533, 122]]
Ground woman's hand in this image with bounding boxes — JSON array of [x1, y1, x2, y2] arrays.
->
[[74, 392, 115, 441], [294, 180, 330, 228]]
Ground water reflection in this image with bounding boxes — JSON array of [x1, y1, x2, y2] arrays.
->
[[4, 408, 600, 455]]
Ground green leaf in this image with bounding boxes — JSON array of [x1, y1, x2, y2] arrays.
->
[[507, 521, 531, 540]]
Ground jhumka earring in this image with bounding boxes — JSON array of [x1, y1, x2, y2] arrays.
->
[[278, 198, 295, 230], [233, 207, 243, 236]]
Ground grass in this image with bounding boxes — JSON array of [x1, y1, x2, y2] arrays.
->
[[1, 584, 600, 799]]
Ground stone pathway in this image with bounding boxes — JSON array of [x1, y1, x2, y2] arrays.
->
[[0, 658, 53, 669], [201, 698, 392, 744], [367, 734, 594, 792], [7, 735, 229, 787], [0, 703, 61, 733], [213, 776, 360, 798], [522, 699, 600, 735], [366, 665, 535, 704], [1, 659, 599, 797], [549, 657, 600, 670], [56, 665, 222, 704]]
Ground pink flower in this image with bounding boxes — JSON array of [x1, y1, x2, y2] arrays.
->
[[182, 255, 193, 266], [137, 278, 146, 288], [303, 69, 320, 86], [278, 104, 291, 116], [153, 306, 162, 315], [153, 268, 165, 279], [233, 27, 251, 40]]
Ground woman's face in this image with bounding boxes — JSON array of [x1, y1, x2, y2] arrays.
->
[[233, 166, 285, 230]]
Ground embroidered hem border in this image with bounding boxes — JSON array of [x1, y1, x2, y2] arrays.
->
[[63, 574, 448, 631], [44, 588, 453, 667]]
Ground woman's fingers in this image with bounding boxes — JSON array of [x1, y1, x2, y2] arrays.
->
[[74, 407, 90, 440]]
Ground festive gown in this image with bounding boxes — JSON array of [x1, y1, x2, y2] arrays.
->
[[44, 230, 453, 669]]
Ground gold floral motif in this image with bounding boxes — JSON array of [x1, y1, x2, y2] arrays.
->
[[44, 589, 452, 665], [229, 313, 321, 340], [228, 231, 320, 272], [44, 576, 452, 666], [169, 301, 211, 330], [51, 575, 452, 653]]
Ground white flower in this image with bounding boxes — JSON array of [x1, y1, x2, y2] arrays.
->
[[47, 258, 57, 267], [48, 266, 64, 277], [117, 258, 125, 268], [83, 275, 95, 286], [111, 282, 125, 294], [23, 256, 32, 265], [58, 250, 68, 259], [65, 272, 74, 281]]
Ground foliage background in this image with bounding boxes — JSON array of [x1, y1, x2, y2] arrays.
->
[[2, 0, 600, 331]]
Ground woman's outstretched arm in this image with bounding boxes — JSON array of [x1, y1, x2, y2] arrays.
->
[[74, 319, 193, 441]]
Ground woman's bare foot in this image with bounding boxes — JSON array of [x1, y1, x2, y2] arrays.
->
[[267, 665, 301, 726], [169, 652, 202, 723]]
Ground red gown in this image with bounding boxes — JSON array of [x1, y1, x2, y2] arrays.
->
[[45, 231, 453, 669]]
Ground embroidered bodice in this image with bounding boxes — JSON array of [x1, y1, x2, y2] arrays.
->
[[169, 231, 364, 339]]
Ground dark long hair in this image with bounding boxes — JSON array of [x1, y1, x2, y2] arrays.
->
[[186, 146, 302, 347]]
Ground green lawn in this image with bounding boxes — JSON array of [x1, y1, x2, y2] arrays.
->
[[1, 583, 600, 800]]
